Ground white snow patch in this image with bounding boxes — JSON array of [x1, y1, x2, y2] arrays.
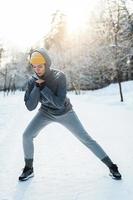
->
[[0, 81, 133, 200]]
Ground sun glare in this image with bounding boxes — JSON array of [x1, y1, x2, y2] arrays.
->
[[66, 8, 89, 33], [60, 0, 100, 34], [0, 0, 100, 50]]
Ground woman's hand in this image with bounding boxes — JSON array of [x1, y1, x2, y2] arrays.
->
[[36, 79, 45, 84], [35, 79, 45, 90]]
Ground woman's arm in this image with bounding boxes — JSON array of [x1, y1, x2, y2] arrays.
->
[[24, 79, 40, 111]]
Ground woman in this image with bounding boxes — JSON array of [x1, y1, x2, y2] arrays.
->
[[19, 48, 122, 181]]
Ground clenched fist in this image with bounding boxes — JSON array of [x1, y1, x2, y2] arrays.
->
[[35, 79, 45, 90]]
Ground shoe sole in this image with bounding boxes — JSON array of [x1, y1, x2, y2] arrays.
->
[[19, 173, 34, 181], [109, 173, 122, 180]]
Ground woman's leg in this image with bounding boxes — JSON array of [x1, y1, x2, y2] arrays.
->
[[23, 111, 52, 161], [56, 110, 110, 161], [19, 111, 54, 181]]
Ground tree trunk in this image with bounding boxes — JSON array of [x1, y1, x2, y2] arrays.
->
[[118, 80, 123, 102]]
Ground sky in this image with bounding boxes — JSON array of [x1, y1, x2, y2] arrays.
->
[[0, 0, 132, 51]]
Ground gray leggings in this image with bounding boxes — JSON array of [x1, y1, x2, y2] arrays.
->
[[23, 109, 107, 160]]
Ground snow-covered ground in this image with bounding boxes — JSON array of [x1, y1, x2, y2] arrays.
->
[[0, 81, 133, 200]]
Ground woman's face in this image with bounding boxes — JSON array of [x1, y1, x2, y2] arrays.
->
[[32, 64, 46, 77]]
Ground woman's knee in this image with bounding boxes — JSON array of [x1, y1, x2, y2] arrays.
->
[[23, 128, 37, 140]]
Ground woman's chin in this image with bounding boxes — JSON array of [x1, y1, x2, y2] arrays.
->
[[37, 73, 43, 77]]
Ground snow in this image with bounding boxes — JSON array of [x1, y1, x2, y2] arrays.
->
[[0, 80, 133, 200]]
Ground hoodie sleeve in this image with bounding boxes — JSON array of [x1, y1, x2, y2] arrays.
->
[[24, 79, 40, 111], [40, 73, 67, 108]]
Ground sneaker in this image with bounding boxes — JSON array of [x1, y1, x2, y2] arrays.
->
[[109, 164, 122, 180], [19, 166, 34, 181]]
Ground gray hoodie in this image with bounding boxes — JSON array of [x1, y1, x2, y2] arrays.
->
[[24, 48, 72, 115]]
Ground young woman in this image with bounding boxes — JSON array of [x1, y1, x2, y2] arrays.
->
[[19, 48, 122, 181]]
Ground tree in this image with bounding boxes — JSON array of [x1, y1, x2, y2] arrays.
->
[[106, 0, 132, 101], [44, 10, 67, 50], [0, 45, 4, 68]]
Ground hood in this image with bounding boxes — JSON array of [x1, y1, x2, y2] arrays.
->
[[30, 48, 52, 79]]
